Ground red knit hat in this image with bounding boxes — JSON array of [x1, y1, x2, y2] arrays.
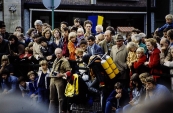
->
[[66, 71, 72, 78]]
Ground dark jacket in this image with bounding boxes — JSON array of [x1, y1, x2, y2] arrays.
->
[[0, 39, 10, 59], [106, 89, 129, 108], [87, 43, 103, 56]]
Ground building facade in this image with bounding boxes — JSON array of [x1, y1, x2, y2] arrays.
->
[[0, 0, 171, 35]]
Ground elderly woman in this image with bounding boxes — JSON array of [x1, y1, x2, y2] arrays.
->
[[144, 38, 162, 77]]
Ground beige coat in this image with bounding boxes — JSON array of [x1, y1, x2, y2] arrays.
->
[[110, 44, 128, 79], [99, 39, 115, 55], [50, 57, 71, 77], [33, 42, 43, 60]]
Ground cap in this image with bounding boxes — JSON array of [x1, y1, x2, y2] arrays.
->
[[115, 34, 124, 41]]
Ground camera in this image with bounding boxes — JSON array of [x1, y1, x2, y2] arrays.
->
[[53, 71, 58, 76]]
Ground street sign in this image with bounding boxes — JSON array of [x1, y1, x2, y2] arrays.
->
[[42, 0, 61, 10], [42, 0, 61, 30]]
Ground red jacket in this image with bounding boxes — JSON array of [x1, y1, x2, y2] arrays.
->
[[134, 55, 147, 69], [133, 55, 147, 74], [148, 48, 162, 75]]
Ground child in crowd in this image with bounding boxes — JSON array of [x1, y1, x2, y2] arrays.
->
[[27, 71, 38, 101], [156, 14, 173, 32], [0, 55, 14, 75], [75, 48, 84, 68], [126, 42, 138, 74], [19, 47, 32, 61], [18, 76, 37, 99], [77, 28, 85, 47], [79, 40, 88, 56], [68, 32, 77, 61], [105, 82, 129, 113], [37, 60, 50, 106], [133, 47, 147, 75]]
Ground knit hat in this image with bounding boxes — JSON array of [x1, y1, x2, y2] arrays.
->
[[66, 71, 72, 78]]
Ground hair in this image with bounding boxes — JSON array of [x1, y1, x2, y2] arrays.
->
[[60, 21, 68, 26], [132, 29, 141, 34], [33, 33, 40, 39], [74, 18, 81, 23], [15, 26, 23, 33], [106, 26, 115, 35], [145, 76, 156, 85], [42, 28, 52, 38], [167, 29, 173, 40], [145, 38, 157, 48], [163, 28, 171, 32], [43, 23, 51, 28], [28, 42, 34, 48], [18, 76, 26, 84], [39, 60, 48, 66], [1, 55, 10, 65], [63, 27, 70, 33], [139, 33, 146, 38], [25, 47, 30, 52], [27, 28, 35, 36], [114, 82, 123, 89], [165, 14, 173, 20], [84, 20, 93, 27], [52, 28, 61, 38], [8, 34, 18, 42], [70, 26, 78, 32], [17, 33, 24, 38], [131, 34, 141, 43], [153, 35, 161, 44], [131, 73, 143, 91], [79, 40, 87, 45], [126, 41, 138, 50], [139, 72, 150, 79], [96, 25, 103, 32], [136, 47, 145, 54], [77, 28, 84, 34], [87, 36, 95, 41], [27, 71, 35, 78], [75, 48, 84, 55], [34, 20, 43, 26], [0, 69, 10, 77], [68, 32, 77, 40]]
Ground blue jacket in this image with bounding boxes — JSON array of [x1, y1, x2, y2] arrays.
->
[[1, 75, 18, 94], [106, 89, 129, 108], [158, 22, 173, 32], [29, 78, 38, 95], [87, 43, 103, 56]]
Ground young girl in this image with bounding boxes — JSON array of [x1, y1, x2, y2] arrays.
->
[[126, 42, 138, 74], [0, 55, 14, 75], [37, 60, 50, 106], [19, 47, 32, 60], [133, 47, 147, 75], [68, 32, 77, 61]]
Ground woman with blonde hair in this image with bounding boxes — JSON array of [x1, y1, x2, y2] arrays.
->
[[68, 32, 77, 60], [0, 55, 14, 75], [144, 38, 162, 79]]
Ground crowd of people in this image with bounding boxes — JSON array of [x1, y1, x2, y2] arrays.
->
[[0, 13, 173, 113]]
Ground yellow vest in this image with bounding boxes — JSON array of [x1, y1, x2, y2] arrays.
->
[[65, 74, 79, 97]]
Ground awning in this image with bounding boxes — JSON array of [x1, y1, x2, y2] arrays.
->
[[117, 27, 135, 32]]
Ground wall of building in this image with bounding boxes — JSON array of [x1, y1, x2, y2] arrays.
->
[[3, 0, 21, 33]]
